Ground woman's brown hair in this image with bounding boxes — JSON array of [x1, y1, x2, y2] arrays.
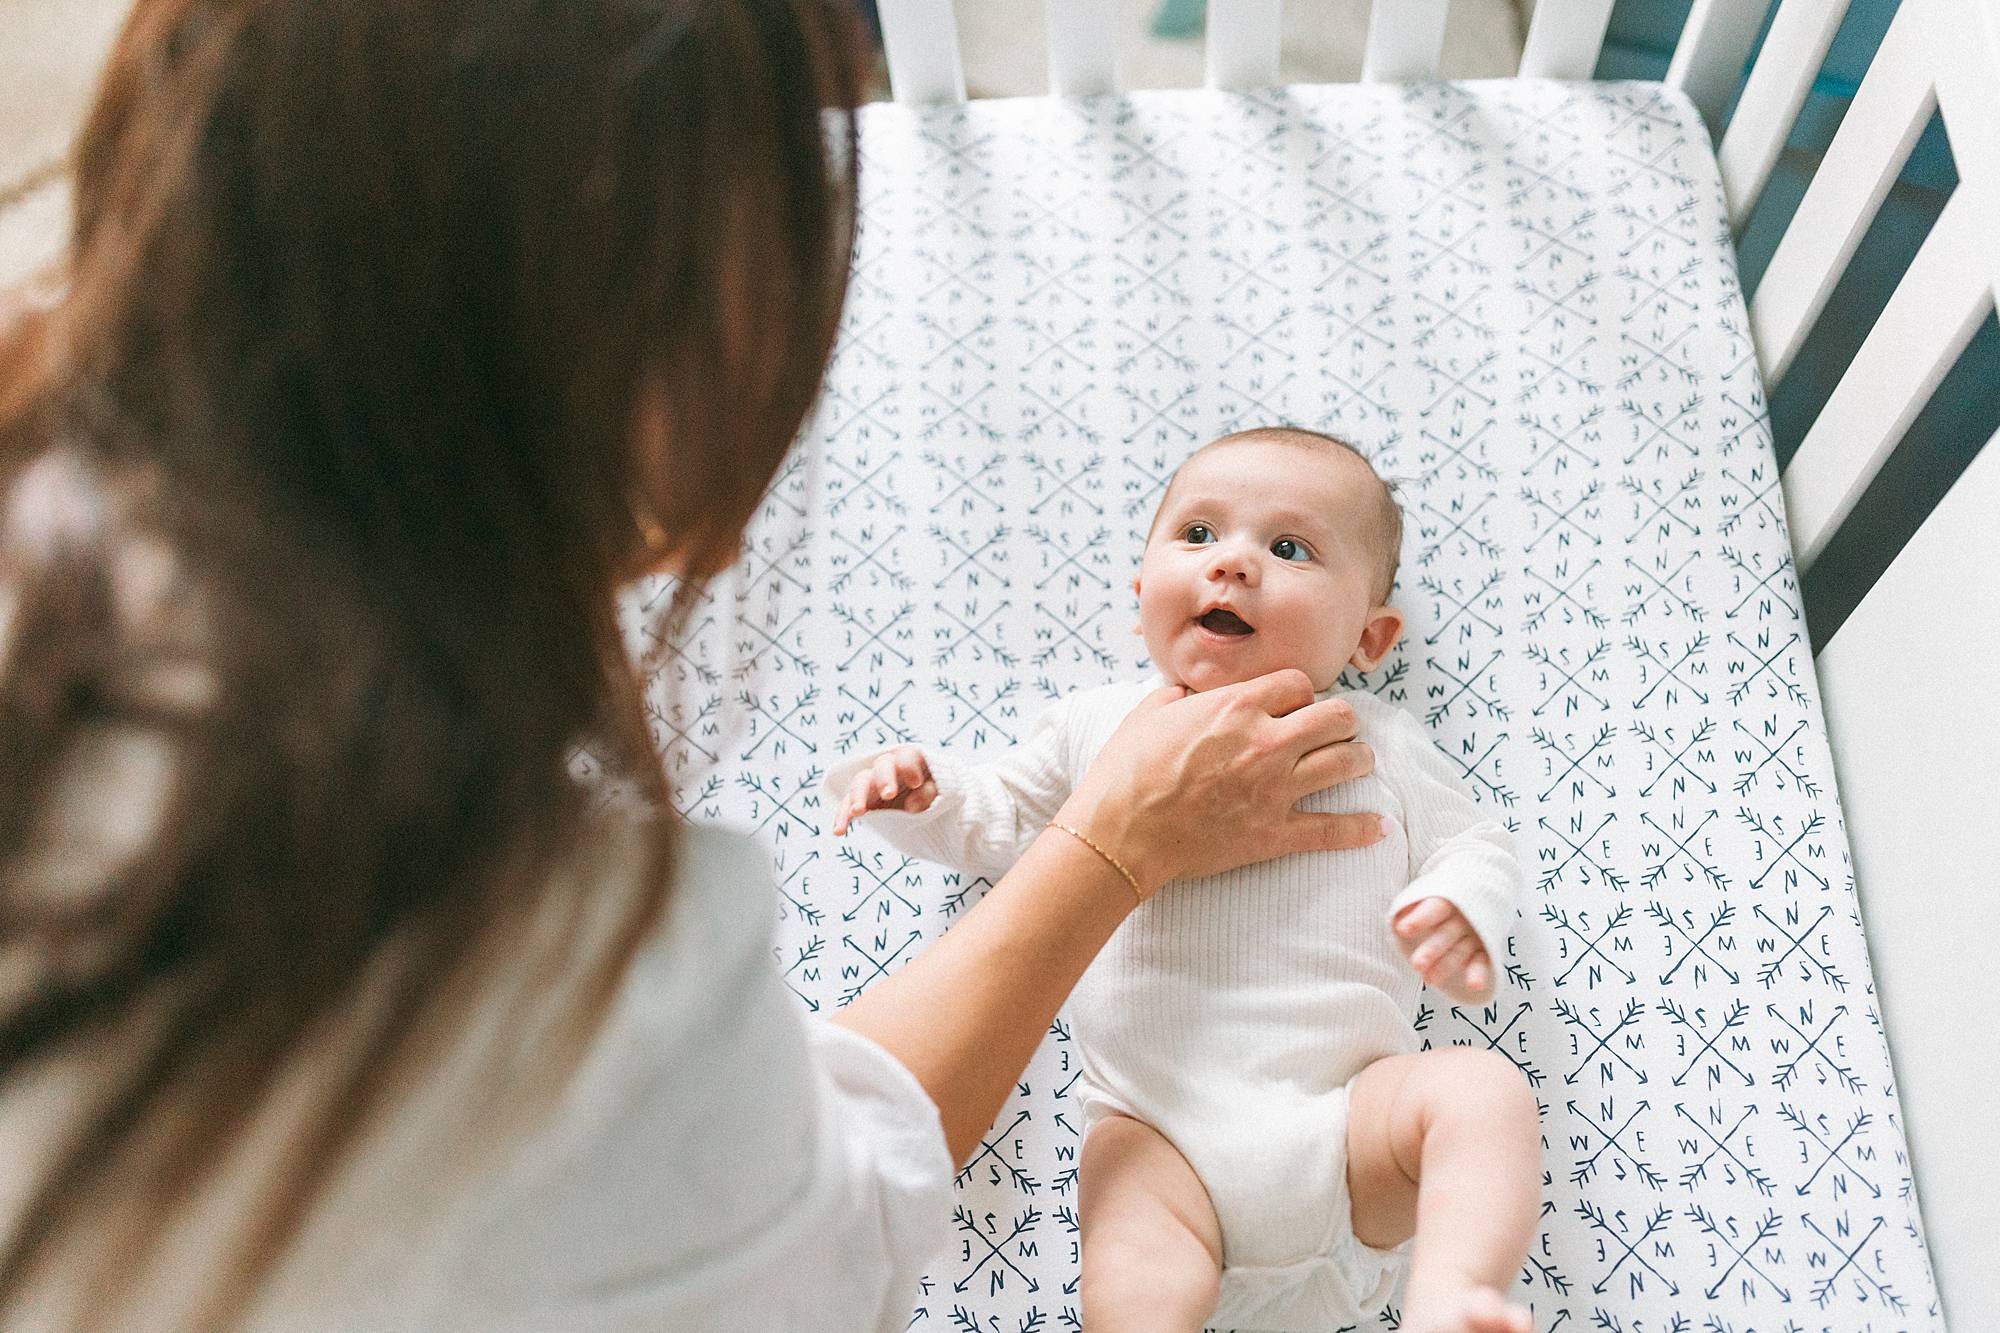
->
[[0, 0, 861, 1322]]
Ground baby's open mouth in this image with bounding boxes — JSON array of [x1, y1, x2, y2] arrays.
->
[[1196, 608, 1255, 636]]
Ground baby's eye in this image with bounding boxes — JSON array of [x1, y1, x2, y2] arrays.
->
[[1271, 537, 1311, 562], [1182, 523, 1215, 545]]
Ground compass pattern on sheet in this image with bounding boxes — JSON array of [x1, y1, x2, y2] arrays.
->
[[608, 80, 1942, 1331]]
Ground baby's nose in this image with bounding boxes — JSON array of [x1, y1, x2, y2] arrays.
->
[[1208, 549, 1259, 584]]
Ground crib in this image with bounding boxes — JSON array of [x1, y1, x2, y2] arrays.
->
[[624, 0, 1999, 1326]]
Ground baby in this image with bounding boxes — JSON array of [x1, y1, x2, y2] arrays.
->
[[828, 427, 1539, 1333]]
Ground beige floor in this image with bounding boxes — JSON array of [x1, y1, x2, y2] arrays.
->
[[1, 0, 1526, 289]]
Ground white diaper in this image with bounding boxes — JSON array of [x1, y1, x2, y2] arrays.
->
[[1078, 1077, 1412, 1333]]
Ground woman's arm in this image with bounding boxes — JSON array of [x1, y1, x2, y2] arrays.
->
[[830, 825, 1136, 1165], [831, 669, 1385, 1166]]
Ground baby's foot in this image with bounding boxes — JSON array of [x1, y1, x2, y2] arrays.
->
[[1403, 1284, 1534, 1333]]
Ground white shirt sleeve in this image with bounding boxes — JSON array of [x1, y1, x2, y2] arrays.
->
[[823, 693, 1079, 882], [431, 823, 953, 1332], [1374, 704, 1527, 967]]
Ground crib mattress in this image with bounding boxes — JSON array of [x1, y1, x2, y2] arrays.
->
[[617, 79, 1942, 1330]]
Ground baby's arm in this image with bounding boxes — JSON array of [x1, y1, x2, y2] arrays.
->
[[1374, 704, 1527, 1005], [822, 694, 1079, 882]]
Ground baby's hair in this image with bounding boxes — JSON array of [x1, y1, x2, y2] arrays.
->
[[1146, 425, 1404, 604]]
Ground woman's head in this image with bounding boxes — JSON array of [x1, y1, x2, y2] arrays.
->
[[62, 0, 859, 584], [0, 0, 862, 1321]]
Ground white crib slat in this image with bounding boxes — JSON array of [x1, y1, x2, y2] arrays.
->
[[878, 0, 966, 104], [1779, 189, 1993, 573], [1516, 0, 1616, 81], [1206, 0, 1283, 90], [1360, 0, 1449, 83], [1931, 0, 2000, 208], [1665, 0, 1773, 137], [1046, 0, 1118, 96], [1813, 428, 2000, 1325], [1715, 0, 1852, 231], [1749, 2, 1936, 390]]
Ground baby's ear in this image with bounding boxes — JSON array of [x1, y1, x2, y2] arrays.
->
[[1349, 605, 1405, 672]]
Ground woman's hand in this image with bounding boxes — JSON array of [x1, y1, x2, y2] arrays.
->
[[1054, 668, 1385, 896]]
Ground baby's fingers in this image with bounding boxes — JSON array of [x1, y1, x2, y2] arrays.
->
[[1429, 933, 1480, 986], [836, 768, 891, 835], [1463, 952, 1492, 997], [1392, 896, 1454, 940], [891, 748, 930, 794], [1433, 939, 1492, 1006], [833, 774, 870, 836], [1407, 918, 1469, 973]]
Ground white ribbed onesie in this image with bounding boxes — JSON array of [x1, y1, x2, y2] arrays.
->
[[826, 677, 1526, 1331]]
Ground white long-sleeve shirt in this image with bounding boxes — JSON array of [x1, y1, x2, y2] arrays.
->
[[826, 677, 1525, 1279], [3, 818, 954, 1331]]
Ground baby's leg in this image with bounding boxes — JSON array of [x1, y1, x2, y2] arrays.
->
[[1345, 1048, 1541, 1333], [1079, 1112, 1224, 1333]]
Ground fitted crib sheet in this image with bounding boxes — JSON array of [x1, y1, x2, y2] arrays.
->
[[614, 79, 1942, 1330]]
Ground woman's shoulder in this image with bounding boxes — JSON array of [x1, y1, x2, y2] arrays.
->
[[413, 812, 825, 1310], [560, 809, 780, 997]]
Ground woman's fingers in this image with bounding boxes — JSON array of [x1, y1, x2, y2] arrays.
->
[[1281, 692, 1360, 739], [1289, 736, 1374, 802], [1058, 668, 1394, 890], [1281, 810, 1388, 857], [1231, 667, 1316, 718], [893, 778, 938, 813], [871, 753, 903, 800]]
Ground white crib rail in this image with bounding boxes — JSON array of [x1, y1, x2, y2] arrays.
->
[[1711, 0, 1852, 232], [1747, 1, 1938, 391], [1044, 0, 1117, 97], [878, 0, 1631, 99], [1207, 0, 1283, 90], [1766, 3, 2000, 1315], [876, 0, 962, 104], [1359, 0, 1448, 84], [1814, 425, 2000, 1327], [1755, 0, 2000, 573], [1663, 0, 1774, 134], [1516, 0, 1617, 82]]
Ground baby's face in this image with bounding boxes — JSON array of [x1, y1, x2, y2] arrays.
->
[[1134, 440, 1400, 694]]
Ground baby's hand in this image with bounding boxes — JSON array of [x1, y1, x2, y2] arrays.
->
[[1391, 897, 1495, 1006], [832, 745, 939, 836]]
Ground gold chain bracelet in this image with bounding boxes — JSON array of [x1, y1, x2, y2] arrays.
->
[[1045, 820, 1144, 906]]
